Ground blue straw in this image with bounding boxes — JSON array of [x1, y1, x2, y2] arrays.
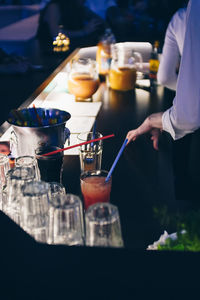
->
[[91, 120, 96, 147], [105, 138, 128, 183]]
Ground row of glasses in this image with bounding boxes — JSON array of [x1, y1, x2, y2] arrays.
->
[[20, 182, 123, 248], [1, 136, 123, 247]]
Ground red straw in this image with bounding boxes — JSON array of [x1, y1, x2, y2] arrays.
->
[[42, 134, 115, 156]]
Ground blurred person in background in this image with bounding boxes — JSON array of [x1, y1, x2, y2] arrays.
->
[[157, 0, 188, 91], [37, 0, 106, 49], [106, 0, 153, 42], [85, 0, 117, 20], [107, 0, 151, 42]]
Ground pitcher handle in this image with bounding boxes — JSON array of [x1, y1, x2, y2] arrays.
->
[[64, 127, 70, 146]]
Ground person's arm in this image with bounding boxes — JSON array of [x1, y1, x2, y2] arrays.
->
[[162, 0, 200, 140], [126, 0, 200, 148], [126, 112, 163, 150], [157, 12, 181, 91]]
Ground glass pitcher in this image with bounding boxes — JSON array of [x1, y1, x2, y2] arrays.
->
[[108, 44, 143, 91], [67, 58, 100, 102]]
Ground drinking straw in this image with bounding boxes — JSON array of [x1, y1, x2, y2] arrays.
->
[[105, 138, 128, 183], [42, 133, 115, 156], [91, 120, 96, 147], [32, 104, 42, 126]]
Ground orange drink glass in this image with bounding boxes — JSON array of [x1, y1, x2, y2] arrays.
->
[[68, 58, 99, 101], [80, 170, 112, 210]]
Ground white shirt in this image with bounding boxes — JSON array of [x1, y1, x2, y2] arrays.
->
[[162, 0, 200, 140], [85, 0, 117, 20], [157, 7, 187, 91]]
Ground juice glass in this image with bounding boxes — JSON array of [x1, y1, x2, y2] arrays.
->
[[80, 170, 112, 210], [67, 58, 99, 101]]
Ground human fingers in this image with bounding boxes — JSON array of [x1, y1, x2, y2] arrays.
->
[[126, 130, 138, 145], [150, 129, 160, 150]]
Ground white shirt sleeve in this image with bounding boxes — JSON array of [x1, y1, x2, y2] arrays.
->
[[162, 0, 200, 140], [157, 8, 186, 91]]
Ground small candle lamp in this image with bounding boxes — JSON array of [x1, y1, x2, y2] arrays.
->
[[53, 25, 70, 53]]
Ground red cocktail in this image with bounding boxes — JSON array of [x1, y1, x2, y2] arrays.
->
[[80, 170, 112, 210]]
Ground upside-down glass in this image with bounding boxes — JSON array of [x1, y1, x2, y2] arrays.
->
[[0, 154, 10, 210], [15, 155, 40, 180], [3, 166, 35, 224], [85, 202, 124, 247], [35, 145, 64, 183], [21, 181, 50, 243], [108, 44, 143, 91], [48, 194, 84, 246], [67, 58, 100, 102], [80, 170, 112, 210], [77, 131, 103, 173], [48, 181, 66, 203]]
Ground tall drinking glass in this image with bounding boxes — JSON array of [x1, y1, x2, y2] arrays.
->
[[21, 181, 50, 243], [85, 202, 124, 248], [80, 170, 112, 210], [35, 145, 64, 183], [48, 181, 66, 203], [4, 166, 35, 224], [48, 194, 84, 245], [77, 131, 103, 173]]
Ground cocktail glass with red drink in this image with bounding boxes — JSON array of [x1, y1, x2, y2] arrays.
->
[[80, 170, 112, 210]]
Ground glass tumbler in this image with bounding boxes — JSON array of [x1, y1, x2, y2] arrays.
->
[[35, 145, 64, 183], [48, 194, 84, 246], [85, 202, 124, 248], [77, 131, 103, 173], [0, 154, 10, 209], [21, 181, 50, 243], [15, 155, 40, 180], [4, 166, 35, 224], [80, 170, 112, 210], [48, 181, 66, 203]]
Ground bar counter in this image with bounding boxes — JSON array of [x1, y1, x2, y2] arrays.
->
[[0, 45, 200, 296]]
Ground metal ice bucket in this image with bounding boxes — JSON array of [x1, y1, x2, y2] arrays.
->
[[8, 107, 71, 157]]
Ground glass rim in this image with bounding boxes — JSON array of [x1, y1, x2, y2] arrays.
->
[[16, 155, 35, 164], [85, 202, 119, 223], [21, 180, 50, 196], [77, 131, 103, 142], [80, 169, 111, 180], [49, 193, 82, 209], [35, 145, 64, 159], [7, 166, 35, 180]]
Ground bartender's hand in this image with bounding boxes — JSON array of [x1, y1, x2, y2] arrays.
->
[[126, 112, 164, 150]]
